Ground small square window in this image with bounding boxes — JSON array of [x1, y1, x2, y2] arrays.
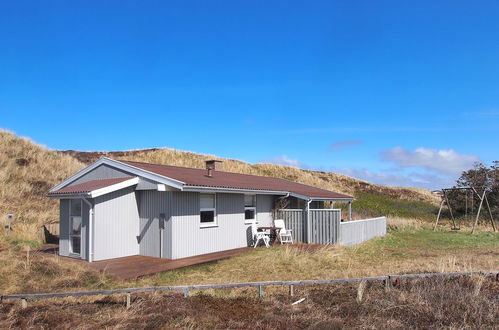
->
[[245, 209, 255, 220], [200, 210, 215, 223]]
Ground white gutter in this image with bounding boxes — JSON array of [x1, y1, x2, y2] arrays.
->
[[182, 186, 288, 195], [82, 198, 94, 263]]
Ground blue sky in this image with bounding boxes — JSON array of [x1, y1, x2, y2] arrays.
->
[[1, 1, 498, 190]]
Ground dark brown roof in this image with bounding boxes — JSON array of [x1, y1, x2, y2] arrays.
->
[[49, 177, 134, 195], [121, 160, 352, 200]]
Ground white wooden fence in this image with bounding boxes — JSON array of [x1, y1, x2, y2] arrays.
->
[[339, 217, 387, 246]]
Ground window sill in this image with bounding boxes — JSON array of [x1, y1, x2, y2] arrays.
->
[[200, 223, 218, 228]]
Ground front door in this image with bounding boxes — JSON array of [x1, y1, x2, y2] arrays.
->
[[69, 199, 82, 256]]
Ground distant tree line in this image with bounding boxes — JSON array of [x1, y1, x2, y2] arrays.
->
[[446, 161, 498, 220]]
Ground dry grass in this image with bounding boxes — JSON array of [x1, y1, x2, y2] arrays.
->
[[0, 227, 497, 295], [0, 130, 84, 241], [386, 216, 425, 231], [0, 248, 113, 295], [1, 276, 498, 329]]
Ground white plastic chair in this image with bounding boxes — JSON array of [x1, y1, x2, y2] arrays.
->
[[251, 222, 270, 248], [274, 219, 293, 244]]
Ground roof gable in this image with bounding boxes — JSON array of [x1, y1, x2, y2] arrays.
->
[[48, 177, 139, 198]]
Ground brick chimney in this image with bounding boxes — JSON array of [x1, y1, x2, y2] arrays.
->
[[205, 160, 223, 177]]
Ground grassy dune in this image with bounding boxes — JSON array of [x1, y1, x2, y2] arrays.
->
[[0, 128, 438, 245]]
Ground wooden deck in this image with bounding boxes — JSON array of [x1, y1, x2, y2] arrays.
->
[[60, 247, 252, 280]]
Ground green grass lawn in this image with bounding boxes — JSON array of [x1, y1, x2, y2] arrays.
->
[[351, 192, 439, 219]]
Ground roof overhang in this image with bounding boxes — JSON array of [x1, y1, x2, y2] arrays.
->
[[289, 192, 353, 202], [183, 186, 353, 201], [48, 177, 139, 199]]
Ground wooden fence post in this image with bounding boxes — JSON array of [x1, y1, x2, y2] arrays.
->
[[356, 281, 367, 303], [126, 293, 131, 309], [289, 285, 294, 297], [258, 285, 263, 298], [21, 299, 27, 309], [384, 276, 392, 292]]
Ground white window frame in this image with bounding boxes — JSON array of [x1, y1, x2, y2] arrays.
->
[[200, 193, 217, 228], [244, 194, 257, 225], [69, 199, 82, 256]]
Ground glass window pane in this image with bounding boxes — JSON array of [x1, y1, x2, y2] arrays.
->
[[70, 200, 81, 216], [200, 194, 215, 209], [200, 210, 215, 223], [71, 237, 81, 254], [71, 217, 81, 235], [244, 195, 255, 207], [245, 209, 255, 220]]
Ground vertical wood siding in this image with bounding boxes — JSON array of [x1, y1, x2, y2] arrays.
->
[[137, 190, 173, 258], [67, 164, 131, 187], [277, 209, 306, 243], [59, 200, 70, 257], [339, 217, 387, 246], [256, 195, 274, 226], [277, 209, 340, 244], [93, 187, 140, 261], [171, 192, 255, 259], [309, 209, 340, 244]]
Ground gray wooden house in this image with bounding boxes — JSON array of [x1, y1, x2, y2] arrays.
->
[[48, 158, 355, 262]]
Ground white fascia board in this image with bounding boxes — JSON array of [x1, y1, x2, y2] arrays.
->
[[89, 177, 139, 198], [289, 192, 312, 201], [182, 186, 289, 196], [50, 157, 185, 192], [310, 197, 354, 202]]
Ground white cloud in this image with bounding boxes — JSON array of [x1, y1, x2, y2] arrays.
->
[[330, 139, 363, 151], [334, 167, 455, 190], [379, 147, 479, 175], [265, 155, 302, 168]]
